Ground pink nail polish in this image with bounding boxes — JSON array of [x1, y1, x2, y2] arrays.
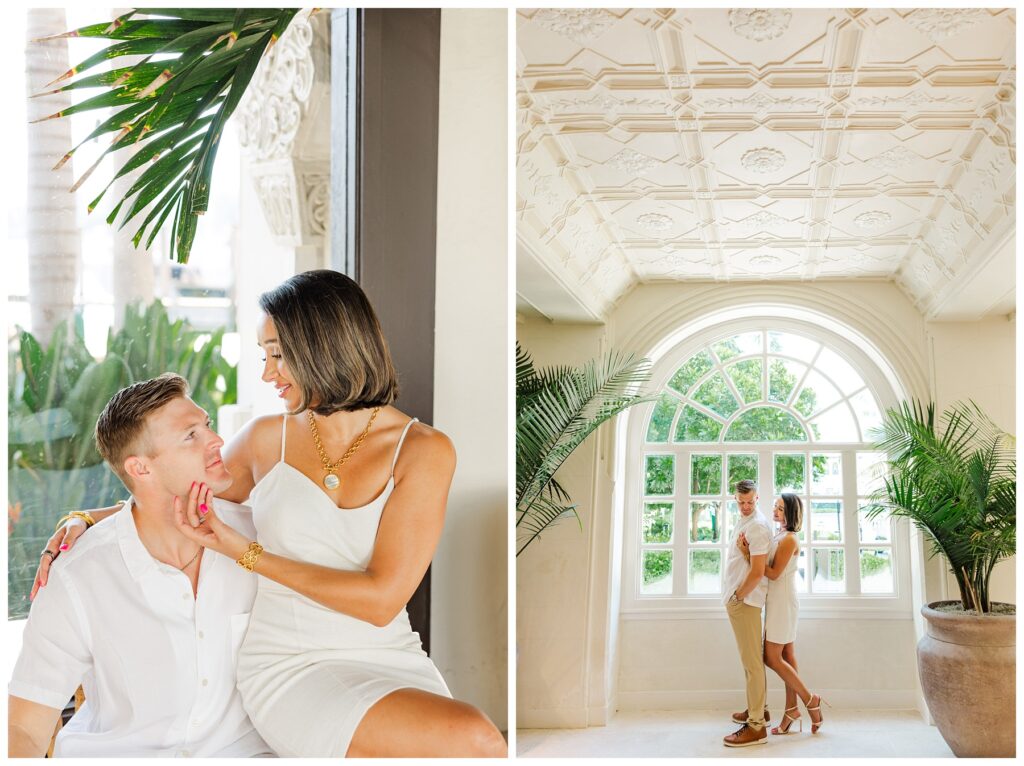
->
[[199, 504, 208, 514], [60, 544, 68, 550]]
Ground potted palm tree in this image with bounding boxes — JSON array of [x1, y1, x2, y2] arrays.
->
[[866, 400, 1015, 758], [516, 342, 653, 556]]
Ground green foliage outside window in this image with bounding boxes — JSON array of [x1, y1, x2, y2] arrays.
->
[[726, 407, 807, 441], [667, 350, 713, 396], [690, 548, 720, 575], [643, 550, 672, 584], [643, 502, 673, 543], [675, 406, 722, 442], [645, 455, 674, 495], [860, 549, 889, 576], [646, 394, 677, 442], [692, 373, 739, 418], [690, 455, 721, 495]]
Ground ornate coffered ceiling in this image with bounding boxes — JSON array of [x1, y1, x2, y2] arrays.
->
[[516, 8, 1016, 321]]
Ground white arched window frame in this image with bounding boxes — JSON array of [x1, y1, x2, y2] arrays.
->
[[621, 316, 913, 620]]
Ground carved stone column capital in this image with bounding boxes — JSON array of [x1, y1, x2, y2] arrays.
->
[[237, 11, 330, 249]]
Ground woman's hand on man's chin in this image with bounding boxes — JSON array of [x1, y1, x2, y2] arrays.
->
[[173, 482, 251, 561]]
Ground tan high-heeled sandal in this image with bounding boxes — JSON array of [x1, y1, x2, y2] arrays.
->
[[806, 693, 831, 733], [771, 706, 802, 735]]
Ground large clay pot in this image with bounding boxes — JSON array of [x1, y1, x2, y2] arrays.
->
[[918, 600, 1016, 758]]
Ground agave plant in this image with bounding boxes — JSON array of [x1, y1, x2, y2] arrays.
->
[[31, 8, 302, 263], [864, 400, 1016, 613], [517, 342, 654, 556]]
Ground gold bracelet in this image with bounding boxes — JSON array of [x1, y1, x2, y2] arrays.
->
[[54, 511, 97, 532], [236, 542, 264, 572]]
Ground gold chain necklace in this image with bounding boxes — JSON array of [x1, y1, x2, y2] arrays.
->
[[177, 546, 202, 571], [307, 407, 381, 490]]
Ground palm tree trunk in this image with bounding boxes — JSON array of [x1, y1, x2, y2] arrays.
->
[[25, 9, 80, 347]]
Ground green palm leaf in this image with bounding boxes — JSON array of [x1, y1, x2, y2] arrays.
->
[[516, 342, 654, 555], [32, 8, 304, 264], [864, 399, 1016, 612]]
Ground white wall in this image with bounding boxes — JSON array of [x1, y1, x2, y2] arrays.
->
[[431, 9, 508, 731], [517, 280, 1016, 728], [927, 317, 1016, 605]]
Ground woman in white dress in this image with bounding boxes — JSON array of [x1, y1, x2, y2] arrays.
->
[[740, 493, 825, 735], [34, 270, 506, 758]]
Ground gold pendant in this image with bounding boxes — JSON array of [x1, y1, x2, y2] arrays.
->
[[323, 473, 340, 490]]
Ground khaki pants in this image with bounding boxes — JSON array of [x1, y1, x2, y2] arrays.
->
[[726, 598, 766, 730]]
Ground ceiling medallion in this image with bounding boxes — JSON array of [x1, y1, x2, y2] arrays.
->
[[728, 9, 793, 41], [741, 147, 786, 174], [606, 148, 659, 176], [636, 213, 674, 231], [532, 8, 617, 45], [866, 146, 918, 172], [854, 211, 892, 230], [905, 8, 987, 42], [741, 210, 787, 230]]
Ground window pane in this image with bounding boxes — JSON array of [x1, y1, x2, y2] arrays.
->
[[645, 455, 675, 495], [688, 549, 722, 594], [689, 501, 722, 543], [815, 347, 864, 395], [674, 406, 723, 442], [667, 350, 714, 396], [858, 506, 891, 543], [774, 453, 806, 494], [727, 454, 758, 494], [811, 548, 845, 593], [768, 358, 804, 404], [727, 359, 763, 404], [809, 403, 859, 442], [646, 394, 678, 443], [692, 372, 740, 417], [768, 331, 820, 363], [792, 368, 841, 417], [690, 454, 722, 495], [856, 451, 885, 496], [642, 550, 673, 594], [850, 388, 883, 440], [860, 548, 894, 593], [725, 500, 740, 538], [643, 502, 674, 543], [793, 547, 809, 592], [810, 453, 842, 494], [725, 407, 808, 442], [712, 331, 762, 362], [810, 500, 843, 541]]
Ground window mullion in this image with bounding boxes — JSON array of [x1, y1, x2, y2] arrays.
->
[[842, 447, 861, 595]]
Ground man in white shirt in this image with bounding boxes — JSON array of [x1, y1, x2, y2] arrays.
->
[[8, 373, 271, 757], [721, 479, 772, 748]]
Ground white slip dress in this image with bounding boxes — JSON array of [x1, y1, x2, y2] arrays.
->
[[764, 531, 799, 644], [235, 416, 451, 758]]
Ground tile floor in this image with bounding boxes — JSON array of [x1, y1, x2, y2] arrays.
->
[[518, 709, 953, 758]]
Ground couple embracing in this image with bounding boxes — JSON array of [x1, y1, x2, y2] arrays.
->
[[9, 270, 506, 758], [722, 480, 827, 748]]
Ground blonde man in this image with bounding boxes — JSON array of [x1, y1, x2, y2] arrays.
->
[[8, 374, 271, 757], [722, 479, 772, 748]]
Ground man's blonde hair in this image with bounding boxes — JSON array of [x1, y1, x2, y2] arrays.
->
[[95, 373, 189, 489]]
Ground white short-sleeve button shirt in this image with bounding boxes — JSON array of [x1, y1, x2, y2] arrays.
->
[[722, 510, 773, 608], [9, 499, 271, 758]]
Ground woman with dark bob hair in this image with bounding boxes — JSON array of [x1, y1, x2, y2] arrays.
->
[[34, 270, 506, 758], [740, 493, 826, 736]]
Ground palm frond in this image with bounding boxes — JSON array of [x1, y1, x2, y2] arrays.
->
[[32, 8, 300, 264]]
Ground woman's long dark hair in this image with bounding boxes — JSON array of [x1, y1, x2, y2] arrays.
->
[[779, 493, 803, 533]]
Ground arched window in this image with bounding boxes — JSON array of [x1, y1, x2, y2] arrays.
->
[[625, 321, 911, 616]]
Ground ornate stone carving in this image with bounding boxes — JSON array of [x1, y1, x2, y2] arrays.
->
[[237, 12, 329, 249], [668, 74, 690, 88], [750, 253, 781, 267], [854, 211, 892, 230], [741, 147, 786, 173], [831, 72, 855, 86], [606, 148, 659, 176], [636, 213, 673, 231], [852, 91, 974, 110], [867, 146, 918, 172], [728, 9, 792, 41], [532, 8, 616, 45], [544, 93, 676, 118], [238, 16, 316, 161], [702, 91, 819, 117], [740, 211, 787, 230], [905, 8, 988, 42]]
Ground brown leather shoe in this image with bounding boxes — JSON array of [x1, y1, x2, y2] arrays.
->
[[723, 724, 768, 748], [730, 708, 770, 724]]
